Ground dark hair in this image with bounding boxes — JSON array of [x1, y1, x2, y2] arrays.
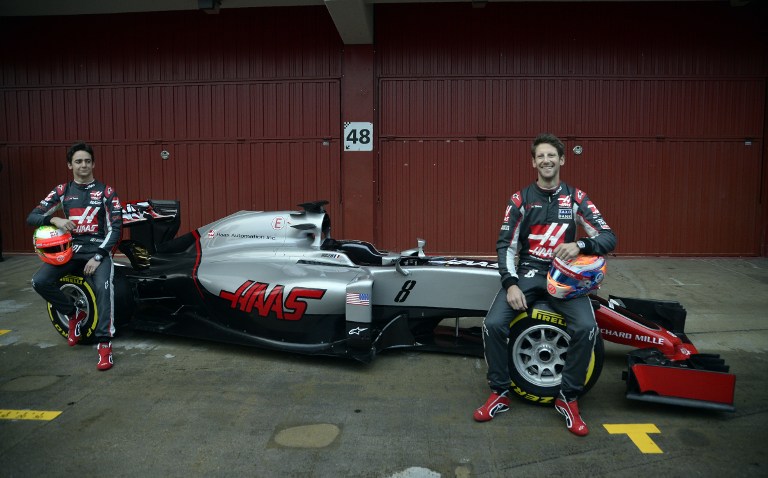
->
[[66, 142, 95, 164], [530, 133, 565, 158]]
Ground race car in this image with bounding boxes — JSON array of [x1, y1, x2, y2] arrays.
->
[[45, 200, 736, 412]]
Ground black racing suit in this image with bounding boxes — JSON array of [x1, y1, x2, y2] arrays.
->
[[27, 180, 123, 342], [483, 181, 616, 400]]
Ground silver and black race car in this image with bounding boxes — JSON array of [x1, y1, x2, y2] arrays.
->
[[46, 200, 736, 411]]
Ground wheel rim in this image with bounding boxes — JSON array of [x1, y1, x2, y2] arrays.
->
[[511, 324, 570, 387], [52, 284, 90, 329]]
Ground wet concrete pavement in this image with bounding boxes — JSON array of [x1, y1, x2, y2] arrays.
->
[[1, 254, 767, 477]]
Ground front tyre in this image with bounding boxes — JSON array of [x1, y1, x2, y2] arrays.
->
[[48, 275, 99, 344], [507, 310, 604, 406]]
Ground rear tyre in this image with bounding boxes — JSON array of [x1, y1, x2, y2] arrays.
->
[[507, 310, 604, 406]]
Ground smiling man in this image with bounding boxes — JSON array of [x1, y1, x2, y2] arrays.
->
[[473, 133, 617, 436], [27, 142, 123, 371]]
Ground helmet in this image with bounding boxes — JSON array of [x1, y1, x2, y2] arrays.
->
[[547, 255, 606, 299], [33, 226, 73, 265]]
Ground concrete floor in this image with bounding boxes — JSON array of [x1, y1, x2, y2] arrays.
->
[[1, 254, 767, 477]]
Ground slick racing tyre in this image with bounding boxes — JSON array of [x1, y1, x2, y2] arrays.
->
[[47, 273, 133, 344], [47, 274, 99, 344], [507, 305, 604, 406]]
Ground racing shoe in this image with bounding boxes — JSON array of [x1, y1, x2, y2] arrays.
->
[[554, 392, 588, 436], [473, 390, 510, 422], [67, 310, 86, 346], [97, 342, 113, 371]]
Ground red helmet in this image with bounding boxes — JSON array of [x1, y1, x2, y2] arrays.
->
[[547, 255, 606, 299], [33, 226, 73, 265]]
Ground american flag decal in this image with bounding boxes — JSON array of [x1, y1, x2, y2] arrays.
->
[[346, 292, 370, 306]]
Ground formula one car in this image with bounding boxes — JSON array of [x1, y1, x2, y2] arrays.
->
[[46, 200, 736, 412]]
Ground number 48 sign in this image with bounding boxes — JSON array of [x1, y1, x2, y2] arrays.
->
[[343, 122, 373, 151]]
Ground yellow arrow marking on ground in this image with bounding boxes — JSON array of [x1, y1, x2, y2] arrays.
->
[[0, 409, 62, 421], [0, 329, 10, 335], [603, 424, 663, 453]]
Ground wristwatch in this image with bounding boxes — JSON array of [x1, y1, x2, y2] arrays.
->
[[576, 240, 586, 251], [93, 254, 103, 262]]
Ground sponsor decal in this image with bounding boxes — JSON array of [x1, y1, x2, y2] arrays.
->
[[558, 209, 573, 220], [211, 232, 277, 240], [321, 253, 341, 259], [509, 380, 554, 404], [600, 328, 633, 340], [528, 223, 569, 260], [429, 259, 499, 269], [348, 327, 368, 336], [500, 225, 510, 231], [64, 196, 80, 201], [531, 307, 566, 327], [61, 275, 85, 285], [271, 216, 285, 230], [219, 280, 326, 320], [90, 191, 103, 201], [56, 184, 65, 195], [576, 189, 586, 202], [68, 207, 100, 234], [511, 192, 522, 208], [587, 201, 600, 215], [558, 195, 572, 208], [346, 292, 371, 306], [503, 205, 512, 223], [633, 334, 664, 345], [547, 283, 557, 295], [524, 270, 536, 278]]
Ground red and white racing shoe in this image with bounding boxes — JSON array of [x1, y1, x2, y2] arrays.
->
[[473, 391, 510, 422], [555, 392, 588, 436], [67, 310, 86, 346], [97, 342, 113, 371]]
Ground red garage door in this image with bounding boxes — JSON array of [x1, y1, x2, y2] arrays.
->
[[0, 7, 343, 252], [375, 3, 766, 256]]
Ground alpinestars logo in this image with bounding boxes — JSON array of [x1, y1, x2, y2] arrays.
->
[[69, 207, 100, 234], [528, 223, 568, 259]]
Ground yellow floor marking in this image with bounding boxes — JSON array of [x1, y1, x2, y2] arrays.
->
[[603, 424, 663, 454], [0, 329, 10, 336], [0, 409, 62, 421]]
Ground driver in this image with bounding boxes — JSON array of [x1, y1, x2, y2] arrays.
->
[[474, 133, 616, 436], [27, 142, 123, 371]]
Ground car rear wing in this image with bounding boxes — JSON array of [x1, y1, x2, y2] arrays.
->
[[121, 199, 180, 254]]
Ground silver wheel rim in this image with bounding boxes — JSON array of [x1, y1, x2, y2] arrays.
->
[[511, 324, 570, 387], [53, 283, 90, 329]]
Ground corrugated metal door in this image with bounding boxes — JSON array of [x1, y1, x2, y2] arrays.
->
[[376, 3, 766, 256], [0, 7, 342, 252]]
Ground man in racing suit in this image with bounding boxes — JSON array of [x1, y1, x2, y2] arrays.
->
[[27, 142, 122, 371], [473, 133, 616, 436]]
